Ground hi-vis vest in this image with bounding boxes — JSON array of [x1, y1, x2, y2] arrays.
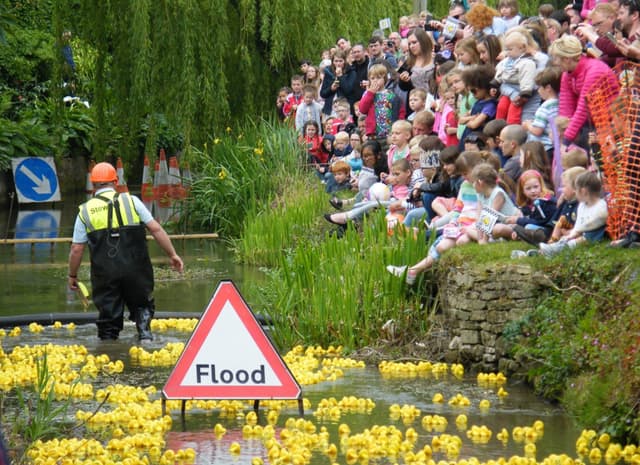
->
[[78, 190, 141, 233], [78, 189, 152, 282]]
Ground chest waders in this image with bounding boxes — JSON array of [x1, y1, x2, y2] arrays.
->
[[79, 192, 155, 340]]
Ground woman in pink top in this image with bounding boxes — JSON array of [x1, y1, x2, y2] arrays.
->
[[548, 35, 619, 146]]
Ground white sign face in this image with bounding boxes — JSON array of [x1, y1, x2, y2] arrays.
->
[[12, 157, 61, 203], [163, 281, 301, 400], [180, 301, 280, 387], [379, 18, 392, 30]]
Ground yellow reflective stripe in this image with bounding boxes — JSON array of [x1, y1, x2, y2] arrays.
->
[[81, 191, 141, 233], [79, 204, 95, 232], [119, 193, 136, 224]]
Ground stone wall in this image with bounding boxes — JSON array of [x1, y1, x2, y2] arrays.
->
[[437, 261, 546, 374]]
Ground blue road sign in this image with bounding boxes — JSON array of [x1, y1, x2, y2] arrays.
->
[[11, 157, 61, 203]]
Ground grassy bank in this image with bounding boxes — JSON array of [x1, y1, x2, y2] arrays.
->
[[236, 178, 438, 351], [237, 174, 640, 443]]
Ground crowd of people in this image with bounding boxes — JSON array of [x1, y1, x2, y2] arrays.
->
[[276, 0, 640, 284]]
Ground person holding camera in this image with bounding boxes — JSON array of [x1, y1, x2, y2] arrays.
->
[[320, 50, 356, 117], [367, 36, 398, 69]]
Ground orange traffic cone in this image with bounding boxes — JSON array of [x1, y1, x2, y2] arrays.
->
[[86, 160, 95, 198], [168, 156, 187, 200], [141, 154, 154, 209], [116, 157, 129, 193], [157, 149, 170, 208]]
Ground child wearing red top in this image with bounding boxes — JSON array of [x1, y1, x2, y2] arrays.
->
[[299, 121, 324, 164]]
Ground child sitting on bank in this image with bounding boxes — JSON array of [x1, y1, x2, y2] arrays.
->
[[552, 115, 589, 196], [295, 85, 323, 133], [505, 169, 557, 245], [402, 136, 446, 227], [538, 171, 608, 257], [324, 158, 412, 226], [467, 162, 519, 244], [331, 99, 354, 135], [276, 86, 291, 122], [522, 66, 561, 162], [458, 64, 498, 150], [329, 140, 383, 210], [402, 147, 444, 228], [407, 88, 433, 122], [345, 131, 363, 173], [315, 134, 334, 179], [331, 131, 353, 162], [386, 150, 484, 285], [562, 147, 590, 170], [283, 75, 304, 123], [547, 166, 585, 243], [440, 86, 459, 147], [426, 146, 464, 224], [358, 64, 405, 150], [384, 120, 413, 175], [325, 161, 352, 195], [299, 120, 323, 166]]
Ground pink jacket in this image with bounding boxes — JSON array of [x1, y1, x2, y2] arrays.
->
[[558, 56, 619, 142], [581, 0, 596, 21]]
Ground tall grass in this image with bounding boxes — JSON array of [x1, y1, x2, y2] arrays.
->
[[186, 118, 303, 237], [186, 117, 436, 350], [239, 181, 438, 350]]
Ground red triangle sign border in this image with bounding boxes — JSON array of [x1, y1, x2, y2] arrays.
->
[[162, 280, 301, 400]]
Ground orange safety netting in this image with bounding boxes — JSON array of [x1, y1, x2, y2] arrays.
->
[[587, 61, 640, 240]]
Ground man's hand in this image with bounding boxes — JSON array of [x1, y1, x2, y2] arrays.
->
[[616, 39, 640, 60], [169, 254, 184, 273]]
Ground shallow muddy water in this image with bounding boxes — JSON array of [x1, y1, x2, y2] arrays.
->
[[0, 192, 264, 319], [4, 323, 584, 465]]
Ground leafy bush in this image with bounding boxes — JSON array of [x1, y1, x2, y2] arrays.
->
[[22, 99, 95, 158], [0, 117, 53, 170], [505, 247, 640, 442], [0, 27, 54, 87]]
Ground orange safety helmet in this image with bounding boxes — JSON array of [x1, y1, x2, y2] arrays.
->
[[90, 162, 118, 184]]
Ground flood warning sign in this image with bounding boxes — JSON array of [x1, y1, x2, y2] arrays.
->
[[163, 281, 301, 400]]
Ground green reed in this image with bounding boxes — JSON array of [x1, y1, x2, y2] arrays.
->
[[239, 183, 436, 350], [187, 118, 303, 237]]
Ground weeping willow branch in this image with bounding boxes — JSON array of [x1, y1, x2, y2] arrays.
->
[[60, 0, 409, 160]]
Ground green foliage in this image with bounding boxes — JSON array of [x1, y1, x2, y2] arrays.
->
[[0, 2, 16, 45], [53, 0, 410, 160], [504, 247, 640, 442], [139, 113, 185, 163], [0, 117, 53, 169], [238, 180, 435, 350], [22, 98, 96, 158], [13, 353, 75, 451], [0, 26, 54, 86], [186, 118, 303, 237]]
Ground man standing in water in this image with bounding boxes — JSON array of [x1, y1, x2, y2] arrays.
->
[[68, 162, 184, 340]]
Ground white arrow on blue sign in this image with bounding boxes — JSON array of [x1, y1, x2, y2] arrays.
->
[[11, 157, 62, 203]]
